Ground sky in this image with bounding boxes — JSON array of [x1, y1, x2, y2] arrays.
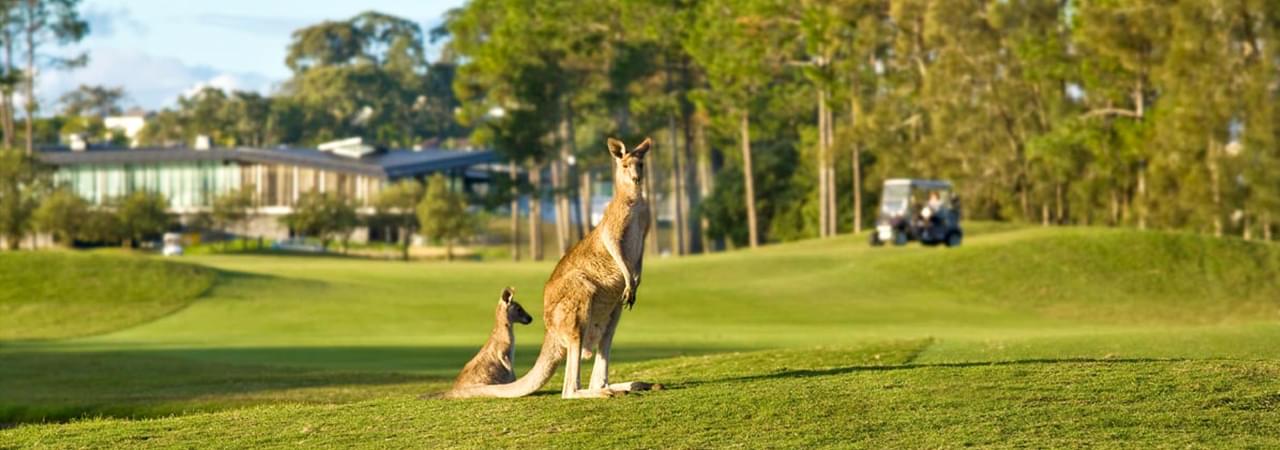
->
[[38, 0, 467, 112]]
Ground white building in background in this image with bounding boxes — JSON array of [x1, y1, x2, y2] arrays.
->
[[104, 109, 147, 148]]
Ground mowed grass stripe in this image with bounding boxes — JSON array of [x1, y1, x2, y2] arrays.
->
[[5, 354, 1278, 448]]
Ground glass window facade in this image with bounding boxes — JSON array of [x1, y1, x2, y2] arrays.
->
[[52, 161, 386, 210], [54, 162, 243, 210]]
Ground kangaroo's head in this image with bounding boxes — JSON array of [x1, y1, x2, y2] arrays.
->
[[607, 137, 653, 196], [498, 287, 533, 326]]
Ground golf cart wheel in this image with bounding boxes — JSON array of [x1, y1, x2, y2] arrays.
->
[[870, 233, 884, 247], [946, 232, 962, 247]]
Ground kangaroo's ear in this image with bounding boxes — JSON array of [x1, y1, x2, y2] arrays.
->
[[630, 138, 652, 159], [607, 138, 626, 159], [501, 287, 514, 304]]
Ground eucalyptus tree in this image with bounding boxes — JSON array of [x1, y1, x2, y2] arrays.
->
[[687, 0, 790, 248], [58, 84, 123, 117], [33, 187, 84, 246], [374, 179, 424, 261], [0, 148, 43, 249], [16, 0, 88, 154], [445, 0, 556, 260], [1147, 0, 1274, 237], [1073, 0, 1168, 228], [284, 11, 428, 147]]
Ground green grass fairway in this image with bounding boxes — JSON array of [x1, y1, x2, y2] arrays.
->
[[3, 227, 1280, 447]]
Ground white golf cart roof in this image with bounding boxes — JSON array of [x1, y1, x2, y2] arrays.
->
[[884, 178, 953, 190]]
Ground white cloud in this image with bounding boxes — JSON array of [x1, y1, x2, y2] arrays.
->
[[37, 47, 278, 113], [82, 4, 147, 38], [181, 73, 273, 99]]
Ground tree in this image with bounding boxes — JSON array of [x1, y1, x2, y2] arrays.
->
[[688, 0, 787, 248], [281, 191, 357, 251], [0, 148, 44, 248], [374, 179, 424, 261], [417, 174, 471, 261], [32, 186, 85, 246], [58, 84, 124, 117], [116, 190, 169, 248], [1073, 0, 1168, 228], [283, 11, 428, 147], [18, 0, 89, 154], [210, 187, 254, 250], [79, 207, 121, 244]]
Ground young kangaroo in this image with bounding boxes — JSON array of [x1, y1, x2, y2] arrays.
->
[[448, 137, 654, 399], [447, 287, 533, 393]]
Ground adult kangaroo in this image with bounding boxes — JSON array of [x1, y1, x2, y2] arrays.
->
[[447, 137, 654, 399]]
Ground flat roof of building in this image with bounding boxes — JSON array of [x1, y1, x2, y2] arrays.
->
[[36, 146, 499, 179]]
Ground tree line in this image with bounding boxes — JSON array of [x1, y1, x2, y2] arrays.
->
[[6, 2, 1278, 260], [441, 0, 1280, 260]]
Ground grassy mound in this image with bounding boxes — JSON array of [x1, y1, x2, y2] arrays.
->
[[0, 252, 215, 340], [886, 228, 1280, 324]]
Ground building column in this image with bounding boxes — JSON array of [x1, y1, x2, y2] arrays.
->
[[255, 165, 264, 204]]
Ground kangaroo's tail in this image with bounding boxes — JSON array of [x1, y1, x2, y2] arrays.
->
[[444, 332, 565, 399]]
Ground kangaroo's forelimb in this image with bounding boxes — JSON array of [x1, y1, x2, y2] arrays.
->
[[601, 226, 633, 304]]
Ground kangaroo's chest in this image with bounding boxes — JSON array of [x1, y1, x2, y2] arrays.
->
[[620, 204, 648, 268]]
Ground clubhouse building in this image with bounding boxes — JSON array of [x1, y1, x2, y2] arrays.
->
[[36, 140, 498, 241]]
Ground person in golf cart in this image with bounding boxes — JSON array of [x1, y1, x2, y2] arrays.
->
[[870, 179, 963, 247]]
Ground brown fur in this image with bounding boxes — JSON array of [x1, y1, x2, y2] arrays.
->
[[448, 287, 532, 392], [446, 137, 654, 399]]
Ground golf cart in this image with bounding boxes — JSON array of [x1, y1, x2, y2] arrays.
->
[[870, 178, 963, 247]]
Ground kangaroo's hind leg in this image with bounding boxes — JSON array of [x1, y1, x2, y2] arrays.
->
[[588, 304, 654, 393], [588, 304, 621, 390], [553, 276, 615, 399]]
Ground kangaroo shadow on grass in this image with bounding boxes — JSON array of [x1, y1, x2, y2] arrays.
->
[[0, 344, 722, 424], [672, 357, 1195, 390]]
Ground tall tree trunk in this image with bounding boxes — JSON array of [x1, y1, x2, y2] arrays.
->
[[1243, 210, 1252, 241], [1110, 189, 1120, 226], [825, 96, 837, 235], [680, 108, 695, 255], [1209, 139, 1223, 237], [1042, 203, 1050, 226], [529, 162, 544, 261], [579, 170, 593, 233], [668, 113, 684, 256], [850, 97, 861, 234], [1120, 189, 1130, 225], [509, 160, 520, 262], [1264, 212, 1273, 241], [817, 88, 829, 238], [564, 102, 584, 241], [645, 148, 659, 256], [23, 4, 34, 155], [1134, 82, 1147, 230], [1019, 178, 1031, 223], [695, 111, 715, 252], [550, 160, 567, 256], [1136, 164, 1147, 230], [741, 109, 759, 248], [1055, 183, 1064, 225], [401, 226, 411, 261], [1, 30, 12, 149]]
